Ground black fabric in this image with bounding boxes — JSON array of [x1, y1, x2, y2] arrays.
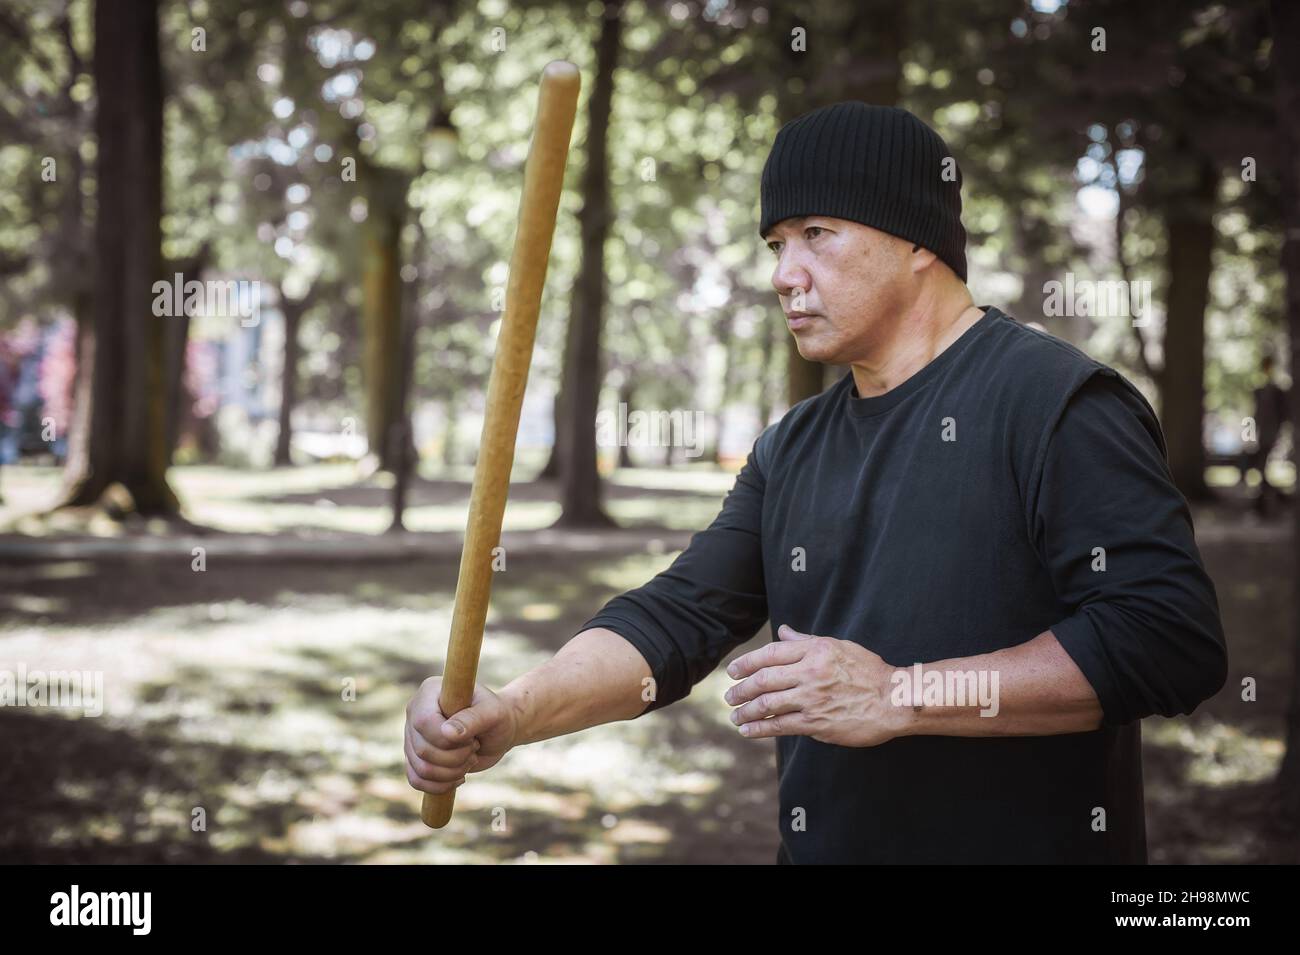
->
[[580, 306, 1227, 864], [759, 102, 968, 282]]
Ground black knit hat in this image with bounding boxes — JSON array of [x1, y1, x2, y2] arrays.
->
[[760, 102, 968, 283]]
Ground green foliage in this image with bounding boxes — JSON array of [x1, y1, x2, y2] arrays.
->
[[0, 0, 1288, 455]]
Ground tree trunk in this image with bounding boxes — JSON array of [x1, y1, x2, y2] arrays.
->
[[1159, 156, 1217, 502], [538, 410, 561, 477], [1268, 0, 1300, 820], [554, 0, 624, 528], [616, 379, 633, 469], [757, 308, 777, 429], [538, 356, 568, 479], [441, 394, 458, 467], [362, 168, 408, 471], [58, 0, 177, 516], [388, 419, 412, 530], [389, 233, 423, 531], [786, 335, 825, 407], [274, 292, 305, 467], [60, 287, 94, 498], [707, 310, 738, 464], [162, 307, 191, 462], [161, 243, 210, 463]]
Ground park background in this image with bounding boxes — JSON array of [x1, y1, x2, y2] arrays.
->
[[1, 0, 1298, 863]]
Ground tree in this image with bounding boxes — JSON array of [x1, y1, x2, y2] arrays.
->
[[273, 283, 309, 467], [59, 0, 177, 515], [554, 0, 624, 528], [970, 0, 1275, 501], [360, 163, 410, 471]]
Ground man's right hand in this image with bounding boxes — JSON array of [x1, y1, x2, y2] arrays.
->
[[404, 677, 521, 795]]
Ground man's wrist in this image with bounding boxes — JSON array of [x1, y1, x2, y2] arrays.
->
[[498, 681, 534, 747], [884, 666, 926, 738], [883, 661, 972, 738]]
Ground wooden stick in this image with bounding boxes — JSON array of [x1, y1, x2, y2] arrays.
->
[[422, 60, 581, 829]]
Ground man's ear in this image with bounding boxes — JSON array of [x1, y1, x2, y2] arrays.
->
[[909, 243, 937, 273]]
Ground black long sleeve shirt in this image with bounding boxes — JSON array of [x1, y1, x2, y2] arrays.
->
[[580, 306, 1228, 864]]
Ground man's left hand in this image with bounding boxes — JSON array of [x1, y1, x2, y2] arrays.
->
[[724, 624, 907, 746]]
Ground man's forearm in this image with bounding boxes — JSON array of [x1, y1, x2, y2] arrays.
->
[[896, 630, 1104, 738], [500, 627, 653, 746]]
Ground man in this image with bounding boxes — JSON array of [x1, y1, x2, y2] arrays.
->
[[404, 102, 1228, 864]]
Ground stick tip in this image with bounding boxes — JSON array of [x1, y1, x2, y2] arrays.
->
[[542, 60, 580, 81]]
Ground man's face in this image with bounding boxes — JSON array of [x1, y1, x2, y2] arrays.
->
[[763, 215, 913, 364]]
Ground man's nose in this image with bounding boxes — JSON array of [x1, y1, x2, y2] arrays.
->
[[771, 254, 810, 299]]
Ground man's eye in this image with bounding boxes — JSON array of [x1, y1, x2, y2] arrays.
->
[[767, 243, 782, 255], [805, 226, 824, 240]]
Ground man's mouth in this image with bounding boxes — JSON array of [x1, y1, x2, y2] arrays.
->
[[786, 312, 818, 330]]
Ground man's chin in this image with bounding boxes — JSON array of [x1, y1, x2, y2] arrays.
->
[[791, 333, 839, 364]]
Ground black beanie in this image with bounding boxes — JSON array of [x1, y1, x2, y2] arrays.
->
[[760, 102, 968, 283]]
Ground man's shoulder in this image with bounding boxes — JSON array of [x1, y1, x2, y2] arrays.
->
[[982, 308, 1165, 463], [978, 307, 1112, 392], [978, 306, 1160, 426]]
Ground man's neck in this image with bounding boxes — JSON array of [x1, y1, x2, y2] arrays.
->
[[849, 298, 983, 399]]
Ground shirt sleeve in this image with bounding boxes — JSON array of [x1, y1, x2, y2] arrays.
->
[[577, 426, 774, 714], [1029, 370, 1228, 727]]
